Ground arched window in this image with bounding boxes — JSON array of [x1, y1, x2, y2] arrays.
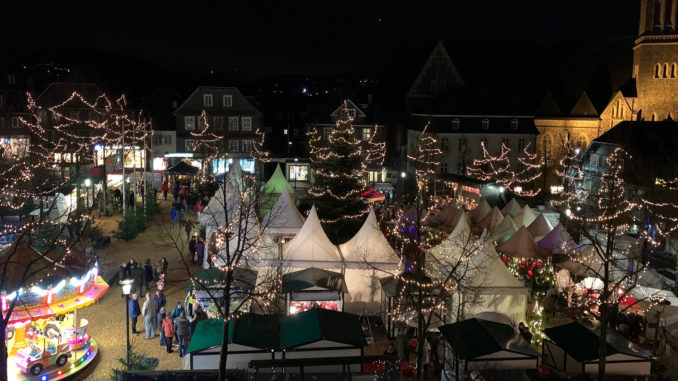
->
[[672, 63, 677, 78], [612, 107, 617, 118], [664, 63, 670, 78], [651, 113, 657, 121], [655, 63, 661, 78]]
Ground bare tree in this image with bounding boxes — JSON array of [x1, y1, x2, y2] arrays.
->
[[559, 147, 668, 380]]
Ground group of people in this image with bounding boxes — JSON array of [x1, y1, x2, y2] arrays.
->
[[128, 293, 208, 357], [119, 258, 167, 298]]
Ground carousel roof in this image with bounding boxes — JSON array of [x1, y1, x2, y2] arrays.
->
[[339, 208, 397, 264], [495, 226, 544, 259], [282, 205, 343, 263], [263, 163, 294, 194], [262, 187, 305, 236]]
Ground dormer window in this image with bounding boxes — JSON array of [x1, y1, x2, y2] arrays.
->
[[481, 119, 489, 130], [347, 108, 356, 119], [452, 118, 460, 129], [203, 94, 213, 107], [511, 119, 519, 130]]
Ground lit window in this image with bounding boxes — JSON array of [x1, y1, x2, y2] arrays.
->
[[223, 95, 233, 107], [452, 119, 460, 129], [550, 185, 564, 194], [362, 128, 371, 141], [288, 165, 309, 181], [481, 119, 489, 129], [228, 139, 240, 152], [241, 117, 252, 131], [184, 116, 195, 131], [229, 117, 239, 131], [203, 94, 213, 107], [185, 139, 195, 151]]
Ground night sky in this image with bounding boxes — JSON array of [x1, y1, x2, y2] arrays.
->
[[3, 1, 639, 80]]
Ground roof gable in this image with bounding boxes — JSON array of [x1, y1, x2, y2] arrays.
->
[[570, 92, 599, 116], [330, 100, 365, 122], [535, 91, 562, 116], [408, 41, 464, 98], [174, 86, 260, 115]]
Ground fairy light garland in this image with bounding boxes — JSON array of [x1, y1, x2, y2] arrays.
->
[[466, 141, 543, 196]]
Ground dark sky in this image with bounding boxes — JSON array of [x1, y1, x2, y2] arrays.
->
[[2, 1, 640, 80]]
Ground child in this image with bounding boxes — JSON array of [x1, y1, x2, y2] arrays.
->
[[156, 273, 165, 292]]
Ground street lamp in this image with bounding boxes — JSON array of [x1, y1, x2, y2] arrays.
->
[[399, 172, 406, 199], [84, 178, 91, 208], [293, 158, 299, 197], [119, 279, 135, 370]]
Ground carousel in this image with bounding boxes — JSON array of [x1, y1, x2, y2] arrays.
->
[[1, 243, 108, 380]]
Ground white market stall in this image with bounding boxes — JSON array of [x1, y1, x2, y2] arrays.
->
[[282, 205, 343, 269]]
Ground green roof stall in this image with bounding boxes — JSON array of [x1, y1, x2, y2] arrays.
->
[[283, 268, 348, 314], [185, 309, 365, 371]]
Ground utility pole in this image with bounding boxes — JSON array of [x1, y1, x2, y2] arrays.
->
[[121, 120, 126, 225]]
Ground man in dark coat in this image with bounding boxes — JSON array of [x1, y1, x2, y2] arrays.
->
[[143, 259, 154, 291]]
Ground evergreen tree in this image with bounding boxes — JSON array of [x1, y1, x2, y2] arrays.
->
[[306, 101, 370, 243]]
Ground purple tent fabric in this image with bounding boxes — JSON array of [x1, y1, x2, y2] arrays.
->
[[537, 223, 578, 254]]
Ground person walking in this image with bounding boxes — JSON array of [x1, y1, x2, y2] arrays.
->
[[157, 307, 167, 346], [177, 207, 185, 229], [195, 239, 205, 268], [185, 220, 193, 243], [143, 259, 154, 292], [154, 290, 166, 316], [142, 292, 158, 339], [129, 294, 141, 336], [171, 302, 185, 319], [161, 182, 169, 200], [188, 235, 197, 263], [128, 190, 135, 208], [162, 314, 175, 353], [170, 206, 178, 229], [195, 199, 202, 219], [174, 312, 190, 357], [132, 262, 145, 297]]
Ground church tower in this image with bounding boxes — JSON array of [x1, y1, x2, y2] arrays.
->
[[634, 0, 678, 120]]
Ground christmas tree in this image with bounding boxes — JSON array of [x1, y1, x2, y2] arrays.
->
[[307, 101, 370, 243]]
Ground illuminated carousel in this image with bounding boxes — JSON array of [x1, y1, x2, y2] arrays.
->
[[1, 243, 108, 381]]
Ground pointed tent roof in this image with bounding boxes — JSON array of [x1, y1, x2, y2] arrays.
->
[[199, 183, 233, 226], [165, 161, 199, 175], [263, 163, 294, 194], [262, 188, 305, 236], [490, 216, 518, 244], [537, 223, 576, 254], [527, 214, 553, 238], [425, 203, 463, 227], [474, 206, 504, 235], [501, 198, 522, 217], [283, 205, 343, 263], [512, 205, 538, 227], [339, 209, 397, 264], [496, 226, 544, 259], [570, 92, 598, 116], [469, 199, 491, 224], [559, 246, 604, 277]]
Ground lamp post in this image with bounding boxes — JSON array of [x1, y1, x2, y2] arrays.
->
[[293, 158, 298, 197], [84, 178, 91, 208], [400, 171, 406, 200], [119, 279, 134, 369]]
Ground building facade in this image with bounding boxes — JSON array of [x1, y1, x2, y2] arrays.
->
[[173, 86, 262, 163]]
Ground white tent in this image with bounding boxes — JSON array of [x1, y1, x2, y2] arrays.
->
[[282, 205, 343, 266], [469, 198, 491, 224], [262, 187, 305, 237], [474, 206, 503, 235], [339, 209, 398, 265], [537, 223, 577, 254], [425, 203, 463, 228], [431, 233, 528, 324], [501, 198, 522, 217], [339, 209, 400, 314], [495, 226, 544, 259], [512, 205, 537, 227], [490, 216, 518, 243], [527, 213, 553, 238]]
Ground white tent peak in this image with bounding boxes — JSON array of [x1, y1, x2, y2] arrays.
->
[[496, 226, 543, 259], [512, 205, 537, 227], [340, 208, 397, 264], [501, 198, 522, 217], [262, 187, 305, 235], [283, 205, 343, 263], [490, 216, 518, 243], [469, 198, 491, 223], [474, 206, 504, 235], [527, 213, 553, 238]]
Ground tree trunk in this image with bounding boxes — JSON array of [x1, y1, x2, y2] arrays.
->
[[416, 308, 425, 381], [0, 322, 7, 381], [218, 319, 229, 381], [598, 314, 608, 381]]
